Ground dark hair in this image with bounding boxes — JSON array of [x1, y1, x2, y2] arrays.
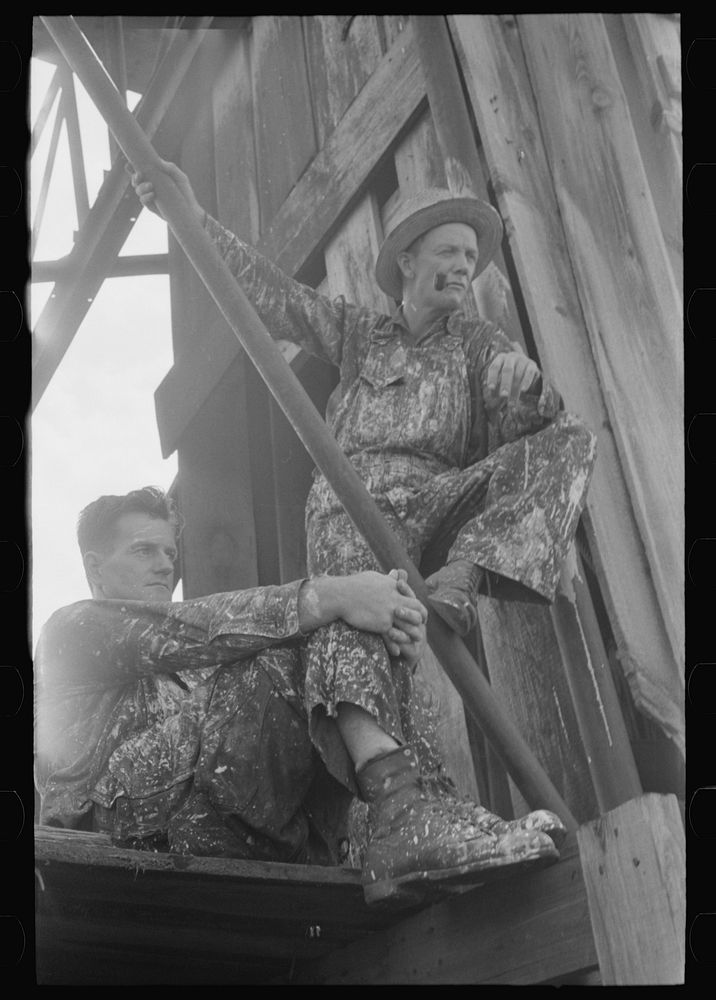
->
[[77, 486, 181, 556]]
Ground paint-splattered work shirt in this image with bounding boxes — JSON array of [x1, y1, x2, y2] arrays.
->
[[35, 582, 305, 831], [205, 215, 562, 486]]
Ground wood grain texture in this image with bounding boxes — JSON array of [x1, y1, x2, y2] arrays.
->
[[169, 38, 259, 595], [478, 596, 598, 823], [155, 25, 426, 456], [577, 794, 685, 984], [249, 16, 317, 231], [517, 14, 683, 663], [448, 14, 683, 754], [301, 836, 598, 984], [303, 15, 383, 147], [35, 825, 394, 985], [610, 14, 681, 295]]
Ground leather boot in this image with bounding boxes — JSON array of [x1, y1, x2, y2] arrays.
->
[[356, 746, 559, 907], [425, 559, 483, 636], [433, 781, 567, 849]]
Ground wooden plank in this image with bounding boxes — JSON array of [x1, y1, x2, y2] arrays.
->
[[35, 826, 394, 985], [299, 836, 598, 984], [478, 596, 598, 824], [303, 15, 383, 147], [448, 14, 684, 754], [155, 25, 426, 457], [577, 794, 685, 984], [516, 14, 683, 665], [382, 15, 410, 50], [617, 14, 681, 293], [169, 37, 259, 595], [249, 16, 317, 230], [212, 27, 260, 243], [406, 17, 596, 820]]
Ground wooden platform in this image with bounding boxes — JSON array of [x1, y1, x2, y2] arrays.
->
[[34, 825, 599, 984]]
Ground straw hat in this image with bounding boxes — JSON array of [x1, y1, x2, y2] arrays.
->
[[375, 188, 503, 300]]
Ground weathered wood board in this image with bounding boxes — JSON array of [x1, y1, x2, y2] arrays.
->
[[517, 14, 683, 664], [249, 16, 316, 230], [300, 835, 598, 984], [34, 826, 394, 985], [577, 794, 685, 984], [449, 14, 684, 755], [303, 15, 383, 148], [155, 25, 426, 456]]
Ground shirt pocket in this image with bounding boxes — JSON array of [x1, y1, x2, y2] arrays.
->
[[360, 345, 407, 390]]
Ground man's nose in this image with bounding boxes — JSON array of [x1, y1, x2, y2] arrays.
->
[[154, 552, 174, 575]]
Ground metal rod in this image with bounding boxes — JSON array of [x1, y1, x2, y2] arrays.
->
[[32, 16, 214, 411], [41, 14, 579, 831]]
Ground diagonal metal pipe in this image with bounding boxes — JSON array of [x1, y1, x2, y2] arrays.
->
[[32, 16, 214, 411], [40, 14, 579, 832]]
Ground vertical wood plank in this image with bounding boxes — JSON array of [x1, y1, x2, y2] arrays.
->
[[448, 14, 684, 755], [212, 27, 260, 243], [250, 16, 317, 231], [171, 33, 259, 595], [516, 14, 683, 663], [577, 794, 685, 984], [611, 14, 681, 296], [382, 15, 410, 50], [406, 17, 597, 820], [324, 193, 478, 799], [478, 596, 598, 823], [303, 15, 383, 147]]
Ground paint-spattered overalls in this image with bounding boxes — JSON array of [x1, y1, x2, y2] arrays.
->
[[207, 217, 597, 789]]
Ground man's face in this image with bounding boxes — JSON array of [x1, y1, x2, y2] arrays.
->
[[85, 512, 177, 602], [401, 222, 479, 313]]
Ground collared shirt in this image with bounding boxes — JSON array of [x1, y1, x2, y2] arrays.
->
[[35, 581, 304, 830], [205, 216, 561, 479]]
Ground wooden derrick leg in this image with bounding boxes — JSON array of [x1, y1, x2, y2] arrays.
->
[[577, 793, 685, 985]]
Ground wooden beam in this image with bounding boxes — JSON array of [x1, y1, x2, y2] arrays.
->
[[31, 90, 64, 254], [448, 14, 684, 755], [32, 252, 169, 282], [35, 826, 395, 985], [298, 835, 597, 984], [59, 63, 90, 226], [577, 794, 685, 984], [32, 17, 214, 411], [31, 66, 61, 158], [154, 23, 426, 458], [517, 14, 683, 668]]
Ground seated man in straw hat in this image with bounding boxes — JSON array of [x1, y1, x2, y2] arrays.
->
[[131, 163, 595, 894]]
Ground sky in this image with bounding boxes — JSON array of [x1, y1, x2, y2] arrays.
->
[[30, 57, 180, 645]]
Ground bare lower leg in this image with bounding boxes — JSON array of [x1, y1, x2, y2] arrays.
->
[[335, 702, 400, 771]]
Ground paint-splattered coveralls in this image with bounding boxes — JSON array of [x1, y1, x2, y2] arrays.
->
[[205, 216, 597, 770], [35, 584, 412, 864]]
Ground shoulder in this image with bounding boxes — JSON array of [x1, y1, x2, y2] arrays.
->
[[450, 313, 507, 359]]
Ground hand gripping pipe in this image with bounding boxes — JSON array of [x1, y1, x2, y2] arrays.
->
[[42, 15, 578, 832]]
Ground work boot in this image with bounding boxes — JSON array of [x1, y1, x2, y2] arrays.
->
[[432, 781, 567, 849], [356, 746, 559, 907], [425, 559, 483, 636]]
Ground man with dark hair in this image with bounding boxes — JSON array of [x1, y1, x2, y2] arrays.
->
[[35, 486, 562, 907]]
